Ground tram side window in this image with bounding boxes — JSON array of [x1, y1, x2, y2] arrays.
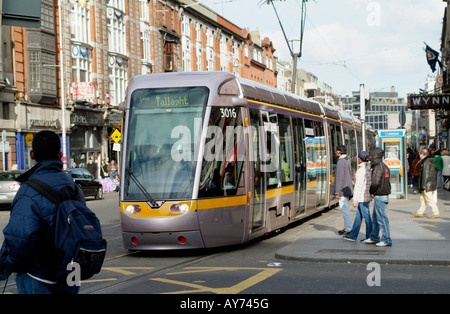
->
[[262, 111, 280, 189], [348, 129, 358, 174], [330, 124, 343, 167], [198, 107, 245, 197], [278, 114, 293, 186], [303, 119, 317, 185], [293, 117, 306, 182], [356, 130, 363, 152]]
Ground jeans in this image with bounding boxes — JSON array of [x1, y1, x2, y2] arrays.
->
[[369, 195, 392, 245], [339, 196, 352, 232], [347, 202, 372, 240], [16, 273, 80, 294]]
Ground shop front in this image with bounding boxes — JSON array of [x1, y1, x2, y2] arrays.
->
[[70, 106, 104, 171]]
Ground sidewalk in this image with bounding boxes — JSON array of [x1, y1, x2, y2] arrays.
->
[[275, 188, 450, 266]]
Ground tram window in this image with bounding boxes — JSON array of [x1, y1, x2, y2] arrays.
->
[[303, 119, 317, 185], [315, 121, 327, 205], [347, 129, 358, 174], [124, 86, 208, 200], [330, 124, 343, 167], [262, 111, 280, 189], [293, 117, 306, 212], [249, 109, 264, 231], [356, 130, 363, 152], [198, 107, 245, 197], [278, 114, 293, 186]]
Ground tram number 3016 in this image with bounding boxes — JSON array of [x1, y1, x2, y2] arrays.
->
[[220, 108, 237, 118]]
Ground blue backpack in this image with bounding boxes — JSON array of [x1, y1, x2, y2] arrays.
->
[[24, 179, 107, 282]]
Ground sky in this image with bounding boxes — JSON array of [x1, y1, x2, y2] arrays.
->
[[201, 0, 446, 99]]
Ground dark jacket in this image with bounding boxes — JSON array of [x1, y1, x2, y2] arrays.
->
[[0, 160, 85, 281], [334, 155, 353, 198], [418, 155, 437, 192], [369, 148, 391, 196]]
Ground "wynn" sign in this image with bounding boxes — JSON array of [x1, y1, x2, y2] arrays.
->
[[407, 94, 450, 110]]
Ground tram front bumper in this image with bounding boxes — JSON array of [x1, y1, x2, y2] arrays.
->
[[122, 230, 205, 250]]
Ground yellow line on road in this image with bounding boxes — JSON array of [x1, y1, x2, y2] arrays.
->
[[102, 267, 155, 275], [150, 267, 282, 294]]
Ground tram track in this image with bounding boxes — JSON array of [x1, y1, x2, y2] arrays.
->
[[83, 247, 224, 294]]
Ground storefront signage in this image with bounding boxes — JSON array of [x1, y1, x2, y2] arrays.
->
[[72, 82, 95, 100], [378, 130, 405, 137], [29, 119, 59, 129], [71, 110, 104, 126], [407, 94, 450, 110]]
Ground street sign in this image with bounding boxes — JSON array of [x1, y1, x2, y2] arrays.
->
[[0, 142, 10, 153], [111, 129, 121, 143]]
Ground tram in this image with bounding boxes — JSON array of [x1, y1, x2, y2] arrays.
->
[[119, 71, 375, 250]]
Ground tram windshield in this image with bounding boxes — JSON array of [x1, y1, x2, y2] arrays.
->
[[124, 87, 209, 200]]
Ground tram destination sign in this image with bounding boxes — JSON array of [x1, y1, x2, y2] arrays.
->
[[407, 94, 450, 110]]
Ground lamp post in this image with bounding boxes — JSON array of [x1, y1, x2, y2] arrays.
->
[[58, 0, 67, 169]]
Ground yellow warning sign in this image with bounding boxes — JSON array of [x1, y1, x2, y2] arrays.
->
[[111, 129, 121, 143]]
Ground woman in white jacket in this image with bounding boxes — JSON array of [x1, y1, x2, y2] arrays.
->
[[343, 151, 373, 242]]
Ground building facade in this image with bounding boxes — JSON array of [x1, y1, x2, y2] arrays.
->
[[342, 87, 413, 141], [0, 0, 278, 172]]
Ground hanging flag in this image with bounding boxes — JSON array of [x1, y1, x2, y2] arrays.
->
[[424, 43, 442, 72]]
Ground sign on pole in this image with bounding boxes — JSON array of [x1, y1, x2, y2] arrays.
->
[[111, 129, 121, 143]]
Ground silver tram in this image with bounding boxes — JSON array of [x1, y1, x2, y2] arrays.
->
[[119, 72, 375, 250]]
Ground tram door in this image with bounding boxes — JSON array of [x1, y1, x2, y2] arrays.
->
[[303, 119, 318, 211], [249, 109, 265, 232], [292, 117, 306, 217], [328, 123, 343, 206]]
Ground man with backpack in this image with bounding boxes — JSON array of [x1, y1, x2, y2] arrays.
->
[[0, 131, 106, 294]]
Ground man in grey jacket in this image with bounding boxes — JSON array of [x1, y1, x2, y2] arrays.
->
[[334, 145, 354, 235]]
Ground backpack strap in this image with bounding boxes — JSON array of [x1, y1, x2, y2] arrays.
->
[[24, 179, 63, 205], [24, 179, 82, 205]]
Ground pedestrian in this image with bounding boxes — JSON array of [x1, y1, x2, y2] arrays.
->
[[343, 151, 372, 242], [100, 160, 109, 179], [0, 130, 83, 294], [442, 149, 450, 189], [86, 156, 97, 178], [334, 145, 354, 236], [411, 152, 421, 194], [412, 148, 440, 219], [363, 147, 392, 247], [434, 150, 444, 189], [107, 159, 118, 180]]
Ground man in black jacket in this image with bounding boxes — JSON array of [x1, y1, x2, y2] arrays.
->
[[412, 148, 440, 218], [363, 147, 392, 247]]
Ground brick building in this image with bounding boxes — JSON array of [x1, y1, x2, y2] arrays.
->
[[0, 0, 277, 171]]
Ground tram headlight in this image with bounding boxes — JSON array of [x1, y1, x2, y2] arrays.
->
[[170, 203, 189, 214], [125, 204, 141, 215]]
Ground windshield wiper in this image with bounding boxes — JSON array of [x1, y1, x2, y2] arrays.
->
[[126, 169, 158, 208]]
